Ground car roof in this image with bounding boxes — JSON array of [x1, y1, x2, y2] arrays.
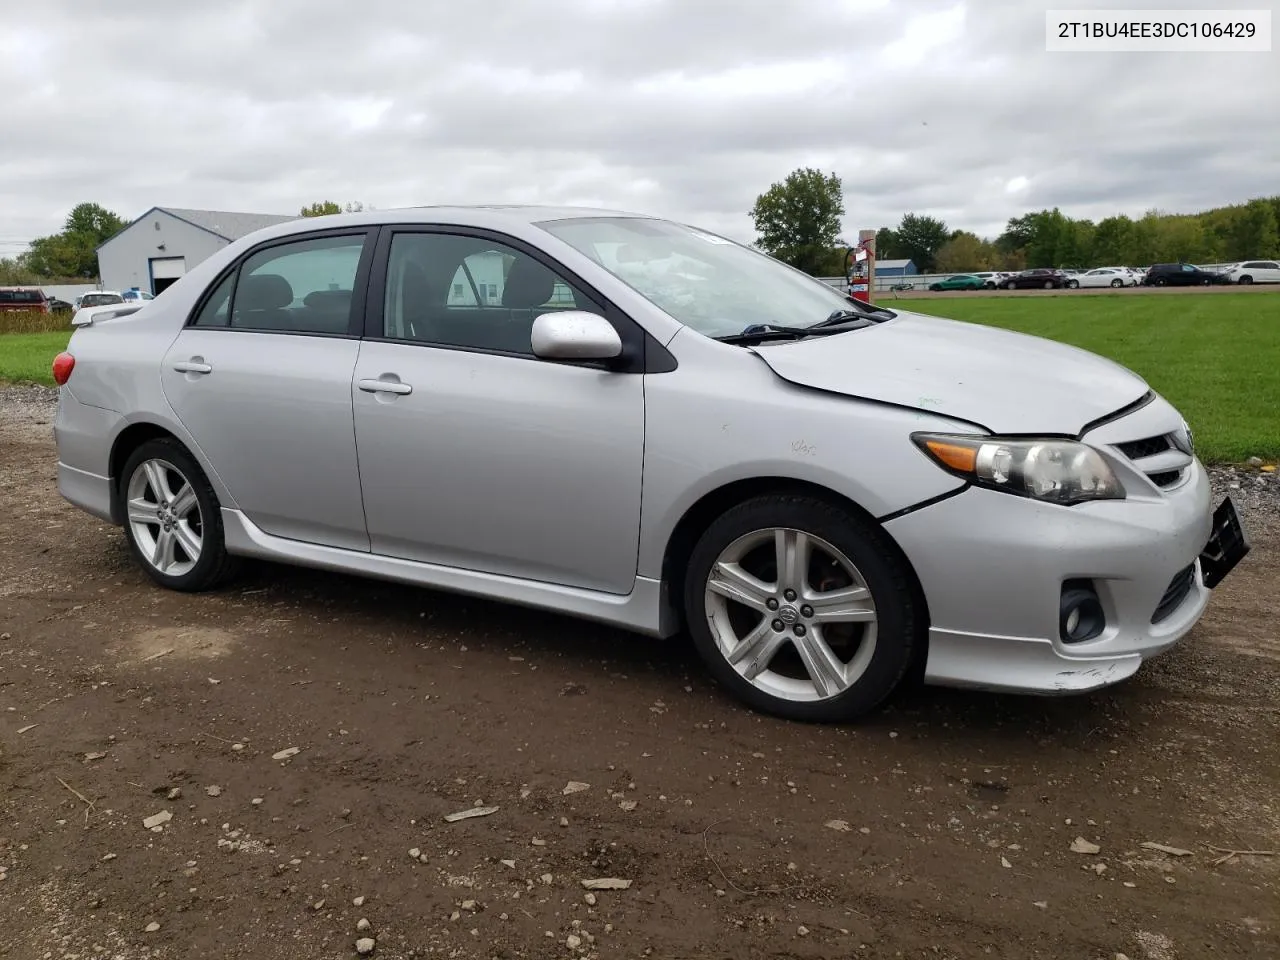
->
[[249, 203, 659, 243]]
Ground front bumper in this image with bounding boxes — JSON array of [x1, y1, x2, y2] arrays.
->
[[884, 460, 1243, 694]]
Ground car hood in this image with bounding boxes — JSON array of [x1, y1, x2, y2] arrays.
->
[[750, 311, 1149, 435]]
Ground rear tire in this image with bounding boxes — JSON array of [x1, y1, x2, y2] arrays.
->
[[1110, 278, 1123, 287], [682, 494, 920, 722], [120, 439, 238, 592]]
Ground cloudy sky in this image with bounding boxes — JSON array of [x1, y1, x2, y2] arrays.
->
[[2, 0, 1276, 255]]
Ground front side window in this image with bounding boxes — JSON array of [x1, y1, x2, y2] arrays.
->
[[228, 234, 366, 334], [381, 232, 601, 355], [538, 216, 855, 339]]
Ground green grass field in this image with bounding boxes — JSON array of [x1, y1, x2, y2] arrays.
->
[[0, 292, 1275, 462], [900, 292, 1278, 463], [0, 331, 71, 386]]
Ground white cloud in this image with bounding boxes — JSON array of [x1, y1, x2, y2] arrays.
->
[[1, 0, 1276, 252]]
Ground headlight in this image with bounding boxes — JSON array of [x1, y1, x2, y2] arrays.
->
[[912, 433, 1125, 505]]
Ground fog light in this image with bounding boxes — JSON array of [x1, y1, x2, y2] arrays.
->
[[1060, 580, 1105, 644]]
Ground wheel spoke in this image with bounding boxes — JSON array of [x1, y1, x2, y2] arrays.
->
[[170, 483, 198, 520], [708, 561, 774, 612], [127, 497, 158, 526], [727, 620, 787, 681], [794, 626, 848, 698], [142, 460, 173, 503], [151, 528, 177, 572], [774, 529, 810, 595], [172, 520, 202, 562], [807, 584, 875, 623]]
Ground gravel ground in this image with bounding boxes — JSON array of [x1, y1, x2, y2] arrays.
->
[[1, 385, 1276, 960]]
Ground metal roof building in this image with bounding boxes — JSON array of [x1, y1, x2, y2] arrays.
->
[[873, 258, 918, 277], [96, 206, 296, 295]]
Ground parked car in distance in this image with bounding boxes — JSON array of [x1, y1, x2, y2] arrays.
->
[[1221, 260, 1280, 284], [971, 271, 1005, 289], [928, 274, 985, 291], [1066, 268, 1137, 289], [1142, 263, 1231, 286], [75, 292, 125, 311], [50, 205, 1249, 722], [48, 298, 74, 313], [0, 287, 51, 313], [1002, 268, 1068, 289], [122, 288, 156, 303]]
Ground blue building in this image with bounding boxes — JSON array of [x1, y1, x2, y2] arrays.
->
[[874, 258, 918, 278]]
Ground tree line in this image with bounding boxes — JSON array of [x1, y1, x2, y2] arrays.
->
[[751, 168, 1280, 276]]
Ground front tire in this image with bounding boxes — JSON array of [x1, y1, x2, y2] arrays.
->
[[120, 439, 238, 591], [1238, 275, 1253, 284], [682, 494, 920, 722], [1066, 279, 1079, 288]]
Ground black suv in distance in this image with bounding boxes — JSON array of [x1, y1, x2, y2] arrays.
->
[[1142, 263, 1231, 286], [1002, 268, 1069, 289]]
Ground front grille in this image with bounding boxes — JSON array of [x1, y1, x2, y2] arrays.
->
[[1148, 470, 1182, 488], [1152, 564, 1196, 623], [1116, 435, 1171, 460]]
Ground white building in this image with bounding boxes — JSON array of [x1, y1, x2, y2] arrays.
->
[[96, 207, 295, 296]]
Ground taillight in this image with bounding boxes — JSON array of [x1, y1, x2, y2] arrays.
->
[[52, 352, 75, 386]]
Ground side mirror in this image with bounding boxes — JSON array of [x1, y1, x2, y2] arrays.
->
[[530, 311, 622, 362]]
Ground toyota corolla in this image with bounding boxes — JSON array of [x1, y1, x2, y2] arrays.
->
[[52, 206, 1249, 721]]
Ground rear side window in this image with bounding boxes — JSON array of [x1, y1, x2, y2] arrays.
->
[[192, 274, 234, 327], [226, 234, 367, 335]]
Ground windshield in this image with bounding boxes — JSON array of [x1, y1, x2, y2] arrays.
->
[[537, 216, 859, 339]]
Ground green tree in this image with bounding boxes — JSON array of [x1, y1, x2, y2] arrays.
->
[[996, 213, 1038, 255], [21, 202, 127, 279], [893, 213, 949, 272], [934, 231, 995, 272], [874, 226, 902, 260], [1091, 215, 1137, 265], [749, 168, 846, 275], [1228, 199, 1280, 260], [300, 200, 366, 217]]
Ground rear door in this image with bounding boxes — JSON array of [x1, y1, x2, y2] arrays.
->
[[160, 229, 376, 552], [350, 227, 645, 594]]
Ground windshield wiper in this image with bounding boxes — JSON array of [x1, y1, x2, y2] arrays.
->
[[714, 324, 814, 344], [814, 303, 896, 328], [714, 315, 878, 344]]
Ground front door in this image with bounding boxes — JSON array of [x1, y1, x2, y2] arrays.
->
[[161, 231, 374, 552], [351, 229, 645, 594]]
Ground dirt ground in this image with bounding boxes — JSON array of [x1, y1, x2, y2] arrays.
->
[[1, 388, 1277, 960]]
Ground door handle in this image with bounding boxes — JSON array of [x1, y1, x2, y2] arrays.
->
[[173, 359, 212, 374], [358, 378, 412, 395]]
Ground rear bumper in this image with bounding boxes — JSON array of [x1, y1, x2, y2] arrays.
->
[[54, 387, 122, 524], [57, 463, 114, 523], [885, 461, 1217, 695]]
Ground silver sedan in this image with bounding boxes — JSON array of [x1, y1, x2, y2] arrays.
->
[[52, 206, 1248, 721]]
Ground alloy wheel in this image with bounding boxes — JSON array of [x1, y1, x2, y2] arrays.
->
[[703, 527, 878, 702], [126, 458, 203, 576]]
